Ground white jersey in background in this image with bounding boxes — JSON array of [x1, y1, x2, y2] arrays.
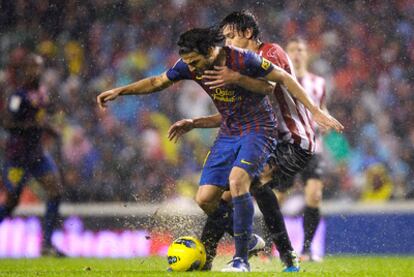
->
[[298, 73, 327, 154]]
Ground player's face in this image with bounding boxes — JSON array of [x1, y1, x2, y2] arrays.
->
[[222, 25, 251, 49], [286, 41, 308, 69], [181, 51, 213, 74]]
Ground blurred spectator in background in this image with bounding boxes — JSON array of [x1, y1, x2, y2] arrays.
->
[[360, 164, 394, 202], [0, 0, 413, 203]]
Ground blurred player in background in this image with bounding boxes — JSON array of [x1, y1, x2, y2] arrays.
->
[[0, 54, 64, 256], [97, 26, 341, 272], [284, 37, 328, 262], [167, 10, 343, 272]]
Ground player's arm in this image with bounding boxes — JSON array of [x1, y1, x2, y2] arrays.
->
[[202, 66, 274, 95], [265, 67, 343, 132], [266, 67, 317, 111], [168, 113, 222, 143], [192, 113, 222, 128], [320, 83, 329, 113], [97, 72, 173, 109]]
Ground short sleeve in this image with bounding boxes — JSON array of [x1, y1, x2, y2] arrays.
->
[[166, 59, 192, 81], [242, 51, 274, 78]]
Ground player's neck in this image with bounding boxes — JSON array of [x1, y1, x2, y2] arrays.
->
[[295, 66, 308, 78], [248, 40, 262, 52]]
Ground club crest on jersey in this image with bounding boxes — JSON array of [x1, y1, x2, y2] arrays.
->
[[267, 47, 277, 58], [261, 58, 271, 70]]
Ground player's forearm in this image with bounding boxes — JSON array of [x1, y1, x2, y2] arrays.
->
[[118, 75, 171, 96], [192, 113, 222, 128], [236, 74, 274, 95], [284, 77, 318, 113]]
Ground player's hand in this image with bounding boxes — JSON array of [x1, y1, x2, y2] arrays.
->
[[168, 119, 195, 143], [202, 66, 241, 89], [312, 108, 344, 133], [97, 88, 121, 109]]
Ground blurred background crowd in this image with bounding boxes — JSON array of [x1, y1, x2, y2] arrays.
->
[[0, 0, 413, 204]]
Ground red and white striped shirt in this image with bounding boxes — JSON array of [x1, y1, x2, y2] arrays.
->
[[298, 73, 327, 153], [258, 43, 316, 152]]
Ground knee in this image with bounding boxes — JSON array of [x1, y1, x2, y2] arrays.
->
[[195, 195, 217, 214], [229, 177, 249, 197]]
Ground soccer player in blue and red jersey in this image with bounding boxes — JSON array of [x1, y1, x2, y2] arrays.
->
[[167, 11, 343, 272], [0, 54, 64, 256], [97, 27, 342, 272]]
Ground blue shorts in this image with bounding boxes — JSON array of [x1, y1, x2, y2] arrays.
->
[[2, 154, 58, 195], [199, 133, 275, 188]]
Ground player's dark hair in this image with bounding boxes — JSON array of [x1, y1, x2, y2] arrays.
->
[[177, 27, 224, 56], [220, 10, 260, 39]]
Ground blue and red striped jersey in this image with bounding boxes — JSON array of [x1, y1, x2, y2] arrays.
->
[[167, 46, 277, 137]]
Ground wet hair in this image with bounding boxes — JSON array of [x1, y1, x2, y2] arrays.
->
[[177, 27, 224, 56], [220, 10, 260, 39]]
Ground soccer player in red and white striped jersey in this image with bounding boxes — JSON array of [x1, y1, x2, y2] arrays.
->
[[285, 37, 328, 262], [257, 42, 316, 153]]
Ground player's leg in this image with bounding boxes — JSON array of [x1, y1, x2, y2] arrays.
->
[[255, 142, 312, 271], [302, 179, 322, 256], [201, 189, 269, 271], [218, 191, 265, 255], [0, 163, 28, 223], [195, 185, 226, 215], [196, 185, 231, 270], [227, 166, 253, 270], [300, 155, 324, 261], [223, 133, 273, 272], [31, 154, 63, 255], [252, 180, 297, 269], [197, 138, 235, 269]]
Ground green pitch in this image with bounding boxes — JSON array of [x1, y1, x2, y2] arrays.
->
[[0, 256, 413, 276]]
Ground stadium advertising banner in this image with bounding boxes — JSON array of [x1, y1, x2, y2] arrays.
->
[[0, 216, 325, 258]]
